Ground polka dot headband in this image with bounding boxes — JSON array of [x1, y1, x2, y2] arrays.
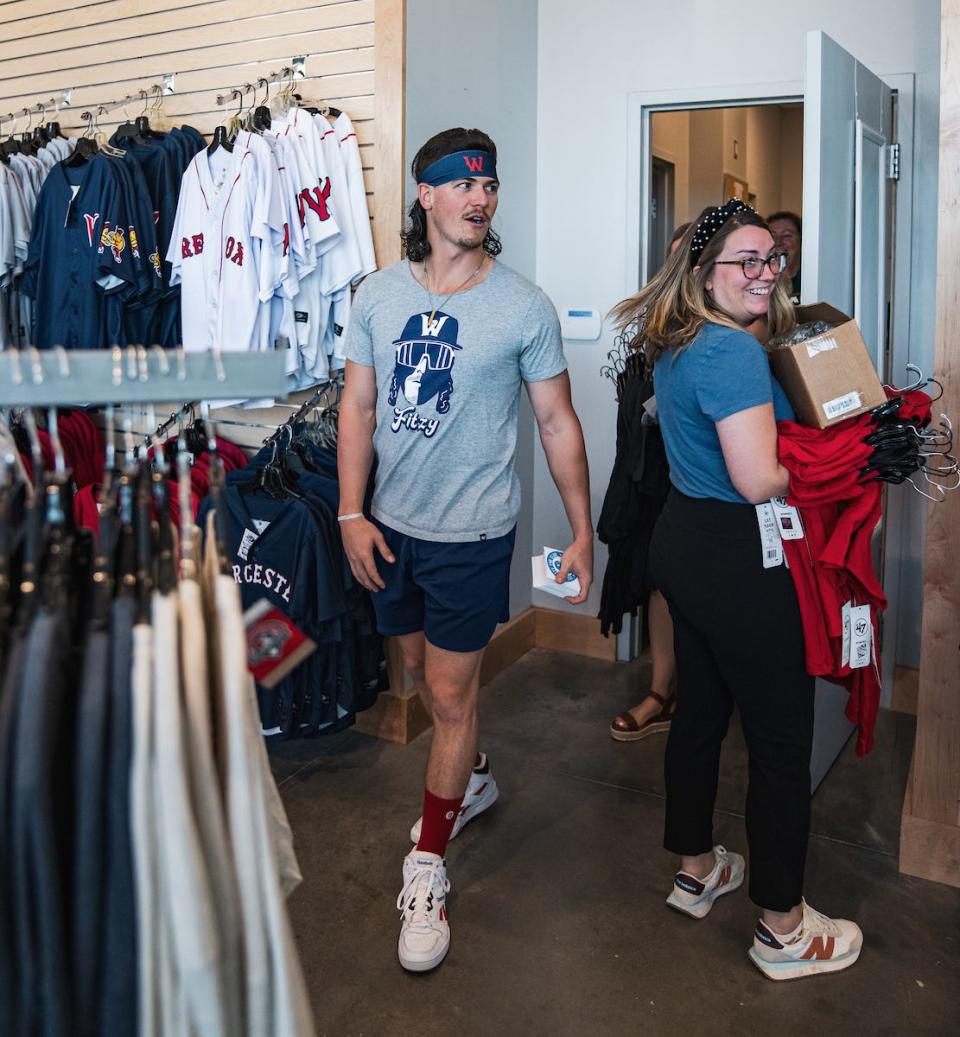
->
[[689, 198, 756, 267]]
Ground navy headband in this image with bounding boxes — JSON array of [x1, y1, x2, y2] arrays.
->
[[689, 198, 756, 266], [418, 149, 498, 187]]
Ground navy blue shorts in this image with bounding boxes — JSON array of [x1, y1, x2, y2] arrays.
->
[[371, 520, 515, 653]]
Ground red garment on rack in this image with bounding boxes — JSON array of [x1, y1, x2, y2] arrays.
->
[[776, 390, 932, 756]]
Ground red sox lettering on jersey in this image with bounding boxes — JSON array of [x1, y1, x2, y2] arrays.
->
[[180, 231, 245, 266], [297, 179, 333, 227]]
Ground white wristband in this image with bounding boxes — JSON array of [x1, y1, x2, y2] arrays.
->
[[337, 512, 364, 523]]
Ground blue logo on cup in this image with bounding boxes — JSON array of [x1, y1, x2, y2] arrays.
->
[[546, 550, 577, 583]]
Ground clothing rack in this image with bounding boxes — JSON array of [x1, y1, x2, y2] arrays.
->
[[78, 83, 169, 125], [215, 63, 302, 109], [0, 349, 287, 407], [3, 93, 72, 134]]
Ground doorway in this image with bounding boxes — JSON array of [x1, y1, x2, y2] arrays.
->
[[649, 156, 676, 273], [648, 103, 804, 282]]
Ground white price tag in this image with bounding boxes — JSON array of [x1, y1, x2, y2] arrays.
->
[[770, 496, 804, 540], [848, 604, 872, 670], [755, 503, 783, 568], [841, 601, 851, 667], [238, 527, 259, 561]]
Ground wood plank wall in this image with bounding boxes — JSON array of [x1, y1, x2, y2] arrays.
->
[[0, 0, 405, 267], [900, 0, 960, 889]]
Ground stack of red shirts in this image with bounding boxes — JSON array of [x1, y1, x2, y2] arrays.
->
[[776, 389, 932, 756], [17, 411, 105, 490], [72, 436, 249, 545]]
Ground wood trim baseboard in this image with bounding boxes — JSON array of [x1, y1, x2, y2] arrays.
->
[[533, 606, 616, 662], [480, 608, 537, 686]]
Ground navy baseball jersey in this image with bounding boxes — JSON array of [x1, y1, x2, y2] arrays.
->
[[22, 158, 138, 349]]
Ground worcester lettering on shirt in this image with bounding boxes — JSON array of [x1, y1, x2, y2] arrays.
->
[[343, 260, 567, 542], [231, 562, 293, 603]]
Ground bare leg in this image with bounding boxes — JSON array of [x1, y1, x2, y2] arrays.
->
[[623, 590, 677, 724], [395, 631, 432, 716], [423, 640, 484, 799]]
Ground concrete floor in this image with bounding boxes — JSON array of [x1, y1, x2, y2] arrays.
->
[[271, 649, 960, 1037]]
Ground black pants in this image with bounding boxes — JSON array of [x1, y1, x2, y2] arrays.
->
[[650, 490, 814, 912]]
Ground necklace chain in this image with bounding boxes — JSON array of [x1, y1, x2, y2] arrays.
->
[[423, 254, 486, 325]]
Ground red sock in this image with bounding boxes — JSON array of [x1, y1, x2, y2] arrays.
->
[[416, 788, 464, 857]]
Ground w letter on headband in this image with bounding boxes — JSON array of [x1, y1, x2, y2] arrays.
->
[[418, 150, 498, 187], [532, 546, 581, 600]]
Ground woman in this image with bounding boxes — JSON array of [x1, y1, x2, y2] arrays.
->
[[611, 200, 862, 981]]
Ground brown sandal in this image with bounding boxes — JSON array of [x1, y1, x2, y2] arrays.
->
[[609, 691, 676, 742]]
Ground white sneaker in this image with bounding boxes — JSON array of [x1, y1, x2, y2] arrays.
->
[[409, 754, 499, 844], [749, 899, 863, 980], [397, 850, 451, 972], [665, 845, 745, 919]]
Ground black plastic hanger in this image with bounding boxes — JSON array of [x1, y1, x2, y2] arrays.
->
[[135, 115, 156, 139], [46, 121, 63, 139], [64, 136, 98, 166], [208, 124, 234, 154]]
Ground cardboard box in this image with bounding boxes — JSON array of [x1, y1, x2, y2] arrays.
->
[[768, 303, 887, 429]]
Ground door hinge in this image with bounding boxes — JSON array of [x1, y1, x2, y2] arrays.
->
[[886, 143, 900, 181]]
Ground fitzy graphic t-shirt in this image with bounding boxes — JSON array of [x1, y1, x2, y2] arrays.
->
[[344, 260, 567, 541]]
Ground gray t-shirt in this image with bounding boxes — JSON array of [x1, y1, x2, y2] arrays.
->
[[344, 260, 567, 541]]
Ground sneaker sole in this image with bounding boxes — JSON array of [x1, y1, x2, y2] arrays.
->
[[665, 869, 744, 919], [747, 944, 861, 981], [410, 780, 499, 844], [399, 940, 451, 973], [610, 719, 672, 742]]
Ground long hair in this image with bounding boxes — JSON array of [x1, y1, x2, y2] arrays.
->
[[610, 208, 796, 361], [401, 128, 503, 262]]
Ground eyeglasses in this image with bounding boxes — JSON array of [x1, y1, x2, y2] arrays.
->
[[713, 253, 787, 279]]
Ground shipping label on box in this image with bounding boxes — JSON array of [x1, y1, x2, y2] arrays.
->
[[769, 303, 888, 429]]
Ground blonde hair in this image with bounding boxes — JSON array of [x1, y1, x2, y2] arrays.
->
[[611, 208, 796, 361]]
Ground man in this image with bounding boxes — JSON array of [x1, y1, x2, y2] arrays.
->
[[338, 127, 593, 972], [766, 211, 802, 302]]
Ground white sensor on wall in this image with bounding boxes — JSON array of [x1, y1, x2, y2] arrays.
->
[[560, 308, 602, 341]]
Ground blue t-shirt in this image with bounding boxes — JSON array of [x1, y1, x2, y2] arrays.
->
[[653, 322, 795, 504]]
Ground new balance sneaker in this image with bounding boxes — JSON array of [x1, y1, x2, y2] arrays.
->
[[410, 753, 499, 843], [397, 850, 451, 972], [749, 899, 863, 980], [665, 845, 745, 919]]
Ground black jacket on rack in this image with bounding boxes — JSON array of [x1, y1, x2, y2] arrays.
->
[[597, 351, 671, 638]]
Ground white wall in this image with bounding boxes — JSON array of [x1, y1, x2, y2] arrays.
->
[[406, 0, 539, 616], [533, 0, 941, 637]]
